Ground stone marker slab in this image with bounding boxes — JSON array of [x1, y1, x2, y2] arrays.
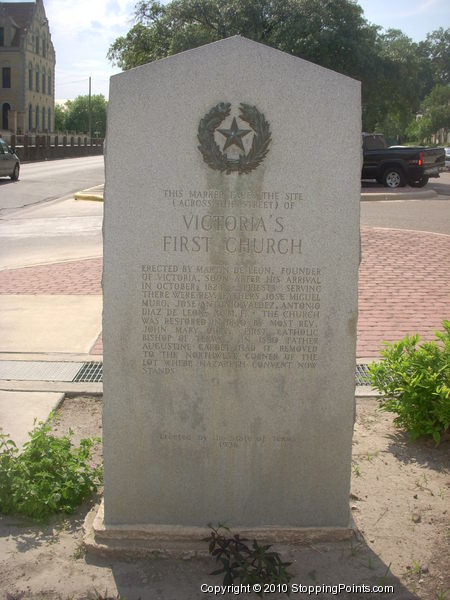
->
[[103, 36, 360, 535]]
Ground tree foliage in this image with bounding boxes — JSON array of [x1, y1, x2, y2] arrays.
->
[[54, 103, 66, 132], [365, 29, 425, 141], [420, 27, 450, 87], [55, 95, 107, 137], [406, 85, 450, 143], [107, 1, 449, 137], [108, 0, 377, 75]]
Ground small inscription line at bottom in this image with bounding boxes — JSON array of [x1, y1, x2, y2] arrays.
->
[[159, 432, 295, 449]]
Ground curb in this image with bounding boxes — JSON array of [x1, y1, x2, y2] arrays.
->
[[0, 380, 102, 394], [361, 189, 437, 201], [74, 193, 103, 202], [74, 184, 104, 202]]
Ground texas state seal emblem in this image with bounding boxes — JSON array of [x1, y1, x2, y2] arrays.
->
[[197, 102, 271, 175]]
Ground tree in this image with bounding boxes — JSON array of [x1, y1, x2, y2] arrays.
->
[[108, 0, 378, 75], [108, 0, 383, 128], [422, 85, 450, 132], [61, 95, 108, 137], [406, 84, 450, 144], [54, 103, 67, 131], [107, 1, 443, 136], [369, 29, 424, 142], [419, 28, 450, 87]]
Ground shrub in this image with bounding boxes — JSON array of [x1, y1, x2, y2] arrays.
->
[[369, 321, 450, 443], [0, 416, 102, 520]]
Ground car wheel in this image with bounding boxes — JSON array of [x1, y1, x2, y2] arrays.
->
[[383, 167, 405, 188], [409, 175, 429, 188], [10, 163, 19, 181]]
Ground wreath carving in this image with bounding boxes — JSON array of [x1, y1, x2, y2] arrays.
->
[[197, 102, 271, 174]]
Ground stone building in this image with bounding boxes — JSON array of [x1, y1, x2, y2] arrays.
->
[[0, 0, 55, 135]]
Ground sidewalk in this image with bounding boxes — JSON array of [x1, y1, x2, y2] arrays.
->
[[1, 190, 449, 446]]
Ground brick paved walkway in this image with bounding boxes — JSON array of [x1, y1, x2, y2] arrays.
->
[[358, 227, 449, 357], [0, 258, 102, 295], [1, 228, 449, 358]]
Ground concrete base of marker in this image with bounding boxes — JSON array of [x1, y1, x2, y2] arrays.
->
[[84, 500, 354, 559]]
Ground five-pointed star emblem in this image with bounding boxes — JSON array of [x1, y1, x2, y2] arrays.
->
[[218, 117, 251, 152]]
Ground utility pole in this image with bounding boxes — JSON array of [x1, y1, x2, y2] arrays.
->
[[88, 76, 92, 142]]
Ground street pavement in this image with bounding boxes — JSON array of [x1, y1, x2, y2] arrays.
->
[[0, 180, 449, 446], [0, 155, 105, 210], [0, 194, 103, 269]]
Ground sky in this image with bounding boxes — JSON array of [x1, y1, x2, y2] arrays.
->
[[5, 0, 449, 101]]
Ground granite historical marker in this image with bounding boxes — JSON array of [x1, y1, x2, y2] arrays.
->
[[101, 36, 361, 540]]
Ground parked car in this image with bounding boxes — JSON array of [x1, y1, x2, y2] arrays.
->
[[362, 133, 445, 188], [0, 138, 20, 180], [445, 147, 450, 171]]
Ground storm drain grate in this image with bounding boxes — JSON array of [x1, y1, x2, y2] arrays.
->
[[73, 362, 103, 383], [0, 361, 82, 382], [72, 362, 372, 386], [355, 363, 371, 386]]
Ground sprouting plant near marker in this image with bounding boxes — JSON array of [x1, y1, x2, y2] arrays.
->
[[352, 463, 361, 477], [204, 523, 293, 596]]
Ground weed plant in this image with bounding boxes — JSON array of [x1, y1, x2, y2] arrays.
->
[[0, 416, 102, 520], [369, 320, 450, 443], [205, 523, 293, 596]]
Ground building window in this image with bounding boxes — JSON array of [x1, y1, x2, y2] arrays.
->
[[48, 74, 51, 95], [48, 107, 51, 131], [42, 34, 46, 57], [35, 105, 39, 129], [29, 65, 33, 90], [36, 66, 39, 91], [29, 104, 33, 131], [42, 107, 45, 130], [42, 70, 46, 94], [0, 27, 4, 47], [2, 67, 11, 88], [35, 32, 39, 54], [2, 103, 11, 130]]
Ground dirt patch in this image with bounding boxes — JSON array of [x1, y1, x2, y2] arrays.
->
[[0, 394, 449, 599]]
